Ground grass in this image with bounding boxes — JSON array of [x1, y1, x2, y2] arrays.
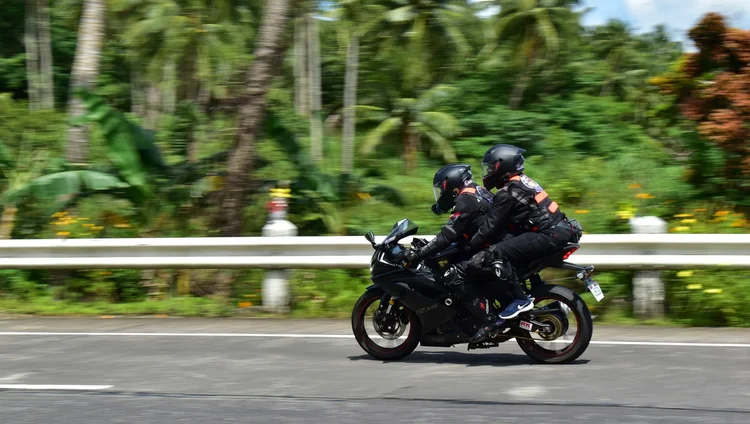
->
[[0, 293, 700, 329], [0, 295, 236, 317]]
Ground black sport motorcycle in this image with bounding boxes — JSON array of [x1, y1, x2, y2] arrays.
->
[[351, 218, 605, 364]]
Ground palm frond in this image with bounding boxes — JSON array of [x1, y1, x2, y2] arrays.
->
[[361, 117, 402, 155], [415, 84, 458, 111], [417, 124, 458, 163], [417, 111, 460, 138], [387, 5, 416, 23]]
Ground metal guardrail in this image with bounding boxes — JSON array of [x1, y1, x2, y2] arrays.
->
[[0, 234, 748, 270]]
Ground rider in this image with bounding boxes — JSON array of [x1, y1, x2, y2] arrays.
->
[[400, 164, 499, 325], [466, 144, 582, 342]]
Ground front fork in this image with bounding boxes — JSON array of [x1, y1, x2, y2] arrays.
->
[[379, 293, 409, 326]]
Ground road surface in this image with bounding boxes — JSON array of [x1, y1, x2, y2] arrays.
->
[[0, 317, 749, 423]]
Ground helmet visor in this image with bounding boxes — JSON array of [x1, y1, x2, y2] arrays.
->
[[481, 161, 495, 178], [432, 184, 442, 202]]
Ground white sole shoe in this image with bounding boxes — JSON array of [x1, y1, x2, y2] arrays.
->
[[499, 301, 534, 320]]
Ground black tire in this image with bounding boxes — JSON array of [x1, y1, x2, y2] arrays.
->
[[516, 284, 593, 364], [351, 289, 421, 361]]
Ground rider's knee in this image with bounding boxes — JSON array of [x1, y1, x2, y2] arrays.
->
[[491, 257, 517, 281]]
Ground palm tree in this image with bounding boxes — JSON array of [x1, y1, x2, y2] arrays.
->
[[24, 0, 41, 110], [37, 0, 55, 109], [380, 0, 473, 93], [217, 0, 294, 237], [358, 85, 458, 170], [119, 0, 253, 116], [492, 0, 582, 109], [24, 0, 55, 110], [591, 19, 638, 97], [66, 0, 106, 165], [327, 0, 388, 175]]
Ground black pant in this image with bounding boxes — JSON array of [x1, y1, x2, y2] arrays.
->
[[454, 259, 514, 315], [492, 224, 574, 300]]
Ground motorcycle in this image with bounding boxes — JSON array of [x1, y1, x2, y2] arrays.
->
[[351, 218, 605, 364]]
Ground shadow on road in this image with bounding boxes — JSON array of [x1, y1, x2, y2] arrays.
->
[[348, 350, 590, 367]]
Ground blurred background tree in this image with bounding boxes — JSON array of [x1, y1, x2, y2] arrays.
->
[[0, 0, 747, 321]]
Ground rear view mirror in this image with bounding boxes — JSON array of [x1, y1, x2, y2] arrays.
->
[[364, 232, 377, 247]]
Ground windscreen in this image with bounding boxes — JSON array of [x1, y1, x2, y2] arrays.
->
[[382, 219, 419, 245]]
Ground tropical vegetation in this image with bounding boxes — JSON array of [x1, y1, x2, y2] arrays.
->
[[0, 1, 748, 325]]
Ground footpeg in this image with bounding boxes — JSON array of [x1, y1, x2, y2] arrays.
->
[[468, 342, 499, 351]]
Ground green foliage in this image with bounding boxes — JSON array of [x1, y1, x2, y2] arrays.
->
[[289, 269, 371, 317], [0, 2, 748, 326], [666, 270, 750, 327]]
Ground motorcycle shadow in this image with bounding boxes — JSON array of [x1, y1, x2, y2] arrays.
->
[[348, 351, 590, 367]]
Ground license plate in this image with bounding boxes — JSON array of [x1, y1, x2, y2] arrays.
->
[[586, 280, 605, 302]]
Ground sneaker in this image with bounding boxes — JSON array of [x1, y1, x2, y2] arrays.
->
[[498, 297, 534, 320]]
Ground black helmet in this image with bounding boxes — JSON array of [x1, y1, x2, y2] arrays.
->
[[480, 144, 526, 189], [432, 164, 474, 214]]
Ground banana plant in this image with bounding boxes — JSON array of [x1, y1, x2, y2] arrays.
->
[[265, 108, 405, 235], [2, 90, 218, 233]]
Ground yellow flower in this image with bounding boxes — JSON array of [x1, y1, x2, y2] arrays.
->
[[730, 220, 747, 228], [671, 226, 690, 232], [616, 210, 634, 220], [635, 193, 654, 199], [356, 192, 372, 201], [674, 213, 693, 218], [238, 301, 253, 308], [628, 184, 642, 189], [114, 224, 132, 228], [704, 288, 723, 294], [686, 284, 703, 290], [92, 226, 104, 231], [575, 210, 589, 214], [715, 210, 730, 217], [677, 271, 694, 278], [694, 208, 707, 213], [681, 219, 697, 224], [56, 231, 70, 237]]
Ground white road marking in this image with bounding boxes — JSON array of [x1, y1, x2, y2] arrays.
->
[[0, 332, 352, 338], [0, 385, 112, 390], [506, 385, 547, 399], [0, 373, 33, 383], [0, 331, 749, 348]]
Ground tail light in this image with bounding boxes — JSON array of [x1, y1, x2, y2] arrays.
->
[[562, 247, 578, 260]]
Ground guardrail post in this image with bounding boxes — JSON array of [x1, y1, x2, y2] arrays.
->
[[261, 185, 297, 313], [630, 216, 668, 320]]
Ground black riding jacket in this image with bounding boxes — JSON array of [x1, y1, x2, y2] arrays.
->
[[467, 174, 566, 252], [416, 185, 492, 260]]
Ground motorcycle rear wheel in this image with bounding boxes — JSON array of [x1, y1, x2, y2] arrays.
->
[[515, 284, 593, 364], [352, 290, 421, 361]]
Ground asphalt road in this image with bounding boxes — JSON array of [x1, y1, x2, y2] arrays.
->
[[0, 317, 749, 423]]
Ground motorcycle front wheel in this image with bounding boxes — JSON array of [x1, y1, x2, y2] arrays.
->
[[351, 290, 421, 361]]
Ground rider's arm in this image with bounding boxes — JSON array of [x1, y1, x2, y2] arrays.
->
[[467, 188, 514, 253], [414, 198, 477, 260]]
